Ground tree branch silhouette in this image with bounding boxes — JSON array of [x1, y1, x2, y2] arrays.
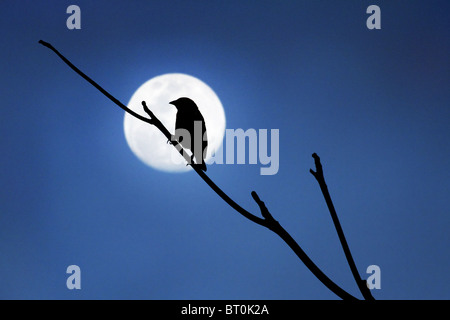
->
[[39, 40, 360, 300], [143, 102, 357, 301], [310, 153, 374, 300]]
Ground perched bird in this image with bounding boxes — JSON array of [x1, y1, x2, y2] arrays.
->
[[169, 97, 208, 171]]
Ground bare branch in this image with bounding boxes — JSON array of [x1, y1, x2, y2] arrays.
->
[[39, 40, 359, 300], [38, 40, 151, 125], [310, 153, 374, 300], [140, 107, 357, 300]]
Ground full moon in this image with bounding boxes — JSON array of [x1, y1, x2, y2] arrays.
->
[[124, 73, 226, 173]]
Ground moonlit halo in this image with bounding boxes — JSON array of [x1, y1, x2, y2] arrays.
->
[[124, 73, 226, 173]]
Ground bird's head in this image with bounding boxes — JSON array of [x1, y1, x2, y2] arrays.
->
[[169, 97, 198, 110]]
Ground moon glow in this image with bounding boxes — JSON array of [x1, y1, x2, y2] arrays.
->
[[124, 73, 226, 173]]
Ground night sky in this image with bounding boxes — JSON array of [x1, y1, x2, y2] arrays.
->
[[1, 1, 449, 299]]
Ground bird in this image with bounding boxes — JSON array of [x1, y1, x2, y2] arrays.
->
[[169, 97, 208, 171]]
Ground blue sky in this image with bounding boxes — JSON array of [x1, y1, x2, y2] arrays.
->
[[1, 1, 449, 299]]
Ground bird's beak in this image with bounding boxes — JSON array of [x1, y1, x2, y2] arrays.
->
[[169, 100, 177, 108]]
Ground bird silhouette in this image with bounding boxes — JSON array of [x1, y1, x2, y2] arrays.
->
[[169, 97, 208, 171]]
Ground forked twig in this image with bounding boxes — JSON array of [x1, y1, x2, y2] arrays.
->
[[39, 40, 360, 300]]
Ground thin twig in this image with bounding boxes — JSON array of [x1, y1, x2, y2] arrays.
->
[[310, 153, 374, 300], [39, 40, 358, 300], [38, 40, 150, 124]]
